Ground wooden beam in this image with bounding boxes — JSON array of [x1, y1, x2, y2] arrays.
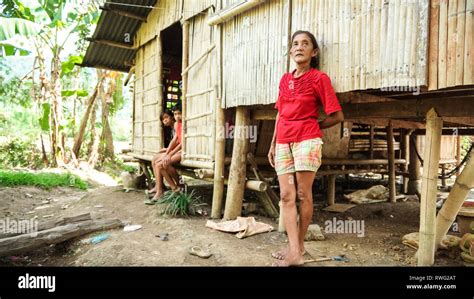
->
[[369, 125, 375, 159], [337, 92, 398, 104], [349, 118, 425, 129], [387, 121, 396, 203], [86, 38, 136, 50], [408, 135, 421, 195], [418, 108, 443, 266], [327, 175, 336, 205], [413, 128, 474, 135], [251, 109, 278, 120], [100, 6, 147, 22], [342, 97, 474, 119]]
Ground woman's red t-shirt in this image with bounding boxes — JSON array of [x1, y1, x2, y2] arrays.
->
[[274, 68, 342, 144]]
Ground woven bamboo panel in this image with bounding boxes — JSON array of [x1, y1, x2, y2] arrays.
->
[[183, 10, 216, 163], [428, 0, 474, 90]]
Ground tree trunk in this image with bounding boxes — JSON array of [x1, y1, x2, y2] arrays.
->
[[99, 74, 116, 162], [50, 54, 66, 167], [0, 218, 122, 257], [72, 70, 105, 158]]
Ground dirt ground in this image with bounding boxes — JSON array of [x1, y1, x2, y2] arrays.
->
[[0, 180, 466, 267]]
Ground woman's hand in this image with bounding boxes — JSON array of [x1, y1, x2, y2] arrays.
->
[[268, 143, 276, 168], [162, 155, 171, 167]]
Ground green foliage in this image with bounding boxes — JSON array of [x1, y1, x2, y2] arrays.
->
[[61, 54, 83, 77], [38, 102, 50, 131], [110, 75, 124, 116], [1, 0, 36, 21], [0, 17, 38, 56], [0, 137, 43, 169], [99, 158, 138, 182], [61, 89, 88, 97], [0, 170, 88, 189], [0, 74, 35, 108], [157, 190, 201, 217]]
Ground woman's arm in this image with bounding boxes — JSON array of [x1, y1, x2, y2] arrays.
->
[[268, 113, 279, 168], [319, 110, 344, 129]]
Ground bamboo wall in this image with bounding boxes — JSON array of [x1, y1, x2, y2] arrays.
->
[[428, 0, 474, 90], [183, 0, 216, 20], [222, 0, 431, 107], [135, 0, 182, 47], [222, 0, 290, 108], [292, 0, 430, 92], [133, 38, 162, 156], [182, 9, 217, 165]]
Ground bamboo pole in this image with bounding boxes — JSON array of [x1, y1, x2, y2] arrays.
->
[[456, 135, 461, 176], [327, 174, 336, 205], [401, 129, 410, 194], [434, 150, 474, 251], [369, 125, 375, 159], [408, 135, 421, 195], [156, 37, 163, 150], [211, 10, 226, 219], [417, 108, 443, 266], [223, 107, 250, 220], [387, 121, 396, 203], [182, 21, 189, 160]]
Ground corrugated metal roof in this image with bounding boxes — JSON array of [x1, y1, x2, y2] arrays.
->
[[81, 0, 157, 72]]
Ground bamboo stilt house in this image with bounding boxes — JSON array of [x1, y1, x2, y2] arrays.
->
[[81, 0, 474, 223]]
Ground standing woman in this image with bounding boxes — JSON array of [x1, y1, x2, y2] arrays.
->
[[268, 31, 344, 266]]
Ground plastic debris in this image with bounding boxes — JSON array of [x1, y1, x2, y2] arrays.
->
[[123, 225, 142, 232]]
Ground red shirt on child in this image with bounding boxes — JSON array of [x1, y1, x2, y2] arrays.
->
[[176, 122, 182, 145], [274, 68, 342, 144]]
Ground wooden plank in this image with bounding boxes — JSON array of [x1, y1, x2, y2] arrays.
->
[[428, 0, 440, 90], [438, 0, 448, 88], [447, 0, 458, 87], [464, 0, 474, 84], [342, 96, 474, 119], [455, 0, 466, 85]]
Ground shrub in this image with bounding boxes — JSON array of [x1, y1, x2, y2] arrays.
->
[[0, 137, 43, 169]]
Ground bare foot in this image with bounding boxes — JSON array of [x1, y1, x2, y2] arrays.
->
[[271, 246, 306, 260], [151, 191, 164, 200], [272, 252, 305, 267]]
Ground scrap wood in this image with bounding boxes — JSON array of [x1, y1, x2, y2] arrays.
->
[[402, 232, 461, 250], [0, 218, 123, 257], [0, 213, 92, 240]]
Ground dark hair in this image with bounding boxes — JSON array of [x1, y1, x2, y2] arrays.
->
[[160, 109, 174, 121], [291, 30, 320, 69], [172, 102, 182, 112]]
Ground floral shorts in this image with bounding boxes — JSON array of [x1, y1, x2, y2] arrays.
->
[[275, 138, 323, 175]]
